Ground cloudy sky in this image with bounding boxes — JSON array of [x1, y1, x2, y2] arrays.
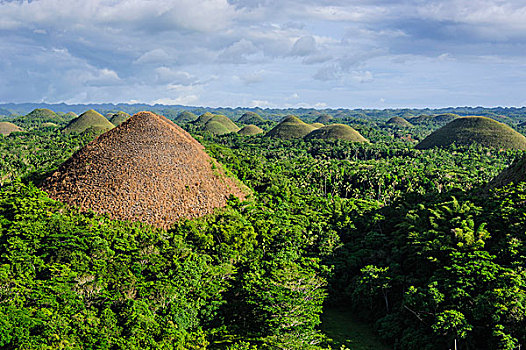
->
[[1, 0, 525, 108]]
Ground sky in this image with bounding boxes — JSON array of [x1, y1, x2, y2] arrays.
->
[[1, 0, 526, 109]]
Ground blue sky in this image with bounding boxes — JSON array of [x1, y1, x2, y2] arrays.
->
[[1, 0, 525, 108]]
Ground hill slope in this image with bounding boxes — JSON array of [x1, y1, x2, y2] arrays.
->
[[238, 124, 263, 136], [266, 115, 317, 139], [63, 109, 115, 134], [107, 111, 131, 126], [305, 124, 368, 142], [416, 116, 526, 150], [40, 111, 246, 229], [0, 122, 23, 135], [238, 111, 264, 125], [201, 115, 240, 135], [386, 116, 413, 128]]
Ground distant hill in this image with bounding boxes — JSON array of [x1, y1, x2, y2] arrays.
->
[[13, 108, 65, 128], [175, 111, 198, 123], [433, 113, 459, 123], [304, 124, 368, 142], [0, 122, 23, 136], [107, 111, 131, 126], [416, 116, 526, 150], [238, 111, 265, 125], [41, 111, 246, 229], [386, 116, 413, 128], [238, 124, 263, 136], [266, 115, 317, 139], [200, 115, 240, 135], [311, 122, 324, 129], [63, 110, 115, 134], [193, 112, 216, 125], [315, 114, 333, 124], [408, 114, 459, 126]]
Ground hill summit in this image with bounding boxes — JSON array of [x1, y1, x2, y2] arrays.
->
[[305, 124, 368, 142], [41, 111, 246, 229], [266, 115, 317, 139], [415, 116, 526, 150], [63, 109, 115, 134]]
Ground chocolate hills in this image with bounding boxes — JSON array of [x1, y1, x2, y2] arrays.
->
[[13, 108, 65, 128], [386, 116, 413, 128], [304, 124, 369, 143], [63, 109, 115, 134], [107, 111, 131, 126], [175, 111, 198, 123], [416, 116, 526, 150], [266, 115, 317, 139], [196, 114, 240, 135], [238, 111, 264, 125], [238, 124, 263, 136], [314, 114, 333, 124], [40, 111, 246, 229], [311, 122, 324, 129], [0, 122, 23, 135]]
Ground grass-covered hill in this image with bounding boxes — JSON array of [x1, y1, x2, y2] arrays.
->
[[386, 116, 413, 128], [176, 111, 198, 123], [238, 124, 264, 136], [311, 122, 325, 129], [238, 111, 264, 125], [314, 114, 333, 124], [63, 109, 115, 134], [107, 111, 131, 126], [200, 115, 240, 135], [304, 124, 369, 143], [266, 115, 317, 139], [416, 116, 526, 150], [12, 108, 66, 129], [408, 113, 459, 126], [0, 121, 23, 135], [193, 112, 216, 125]]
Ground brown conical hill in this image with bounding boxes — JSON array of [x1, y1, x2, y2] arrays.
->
[[40, 111, 246, 229]]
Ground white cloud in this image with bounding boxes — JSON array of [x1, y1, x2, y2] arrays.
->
[[291, 35, 317, 56], [135, 49, 174, 64], [154, 67, 198, 85]]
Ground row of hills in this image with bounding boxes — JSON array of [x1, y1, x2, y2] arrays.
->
[[6, 108, 520, 230], [3, 108, 526, 151]]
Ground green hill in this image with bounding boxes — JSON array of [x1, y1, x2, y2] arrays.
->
[[0, 122, 23, 136], [386, 116, 413, 128], [63, 109, 115, 135], [176, 111, 198, 123], [311, 122, 324, 129], [416, 116, 526, 150], [64, 112, 78, 119], [193, 112, 216, 125], [238, 111, 264, 125], [107, 111, 131, 126], [14, 108, 65, 128], [433, 113, 459, 123], [304, 124, 369, 143], [238, 124, 264, 136], [202, 115, 240, 135], [315, 114, 333, 124], [266, 115, 317, 139]]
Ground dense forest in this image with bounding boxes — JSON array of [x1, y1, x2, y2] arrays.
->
[[1, 106, 526, 349]]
